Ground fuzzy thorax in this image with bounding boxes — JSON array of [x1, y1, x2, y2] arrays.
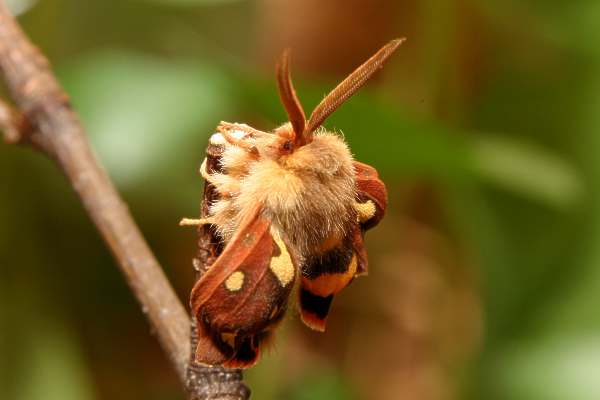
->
[[209, 129, 356, 257]]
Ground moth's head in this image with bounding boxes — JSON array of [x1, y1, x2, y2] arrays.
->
[[274, 38, 405, 159], [255, 123, 296, 160]]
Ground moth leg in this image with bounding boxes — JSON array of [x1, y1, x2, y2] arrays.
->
[[218, 121, 270, 138], [200, 159, 241, 198], [199, 158, 214, 182], [200, 158, 231, 190], [216, 126, 260, 157], [179, 217, 215, 227]]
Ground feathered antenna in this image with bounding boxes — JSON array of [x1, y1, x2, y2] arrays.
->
[[304, 38, 405, 141]]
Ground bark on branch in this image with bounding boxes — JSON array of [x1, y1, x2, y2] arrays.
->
[[0, 2, 248, 398]]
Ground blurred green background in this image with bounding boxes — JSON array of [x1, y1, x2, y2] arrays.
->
[[1, 0, 599, 399]]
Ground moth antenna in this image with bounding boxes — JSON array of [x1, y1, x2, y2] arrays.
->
[[305, 38, 405, 135], [276, 49, 307, 146]]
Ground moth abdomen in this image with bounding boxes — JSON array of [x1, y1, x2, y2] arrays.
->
[[299, 236, 359, 331]]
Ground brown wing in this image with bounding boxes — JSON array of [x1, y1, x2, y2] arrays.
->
[[191, 206, 297, 368]]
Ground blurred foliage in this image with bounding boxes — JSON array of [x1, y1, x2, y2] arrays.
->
[[1, 0, 600, 399]]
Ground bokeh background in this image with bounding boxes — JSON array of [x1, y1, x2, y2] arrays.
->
[[1, 0, 599, 399]]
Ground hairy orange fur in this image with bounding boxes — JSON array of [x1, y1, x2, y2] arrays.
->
[[207, 123, 356, 262]]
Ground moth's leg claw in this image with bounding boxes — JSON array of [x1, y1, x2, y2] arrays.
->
[[218, 122, 269, 138], [216, 128, 259, 156]]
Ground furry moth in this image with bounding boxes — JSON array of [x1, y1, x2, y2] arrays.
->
[[183, 38, 404, 368]]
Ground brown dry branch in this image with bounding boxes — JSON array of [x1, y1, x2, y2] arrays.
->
[[0, 2, 247, 398]]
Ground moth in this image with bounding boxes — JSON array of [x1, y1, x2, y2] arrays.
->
[[182, 38, 404, 368]]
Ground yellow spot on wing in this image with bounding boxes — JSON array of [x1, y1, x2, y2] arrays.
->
[[354, 200, 376, 223], [225, 271, 245, 291], [270, 232, 295, 287]]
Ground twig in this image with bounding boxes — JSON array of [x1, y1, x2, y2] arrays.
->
[[0, 2, 247, 397]]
